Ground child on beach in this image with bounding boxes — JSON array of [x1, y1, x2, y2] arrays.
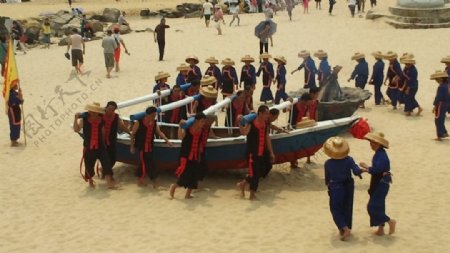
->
[[273, 56, 288, 105], [213, 5, 225, 35], [430, 70, 449, 141], [359, 132, 396, 236], [257, 53, 274, 104], [41, 19, 51, 49]]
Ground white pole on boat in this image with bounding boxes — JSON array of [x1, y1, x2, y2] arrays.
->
[[240, 97, 299, 126]]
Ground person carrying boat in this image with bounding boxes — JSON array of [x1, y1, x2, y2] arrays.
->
[[323, 136, 363, 241], [236, 105, 275, 201], [175, 63, 190, 86], [153, 71, 171, 107], [383, 51, 402, 110], [273, 56, 288, 105], [288, 93, 313, 129], [359, 132, 396, 236], [130, 106, 173, 188], [163, 84, 187, 123], [369, 51, 386, 106], [226, 90, 249, 127], [192, 76, 218, 114], [257, 53, 274, 104], [430, 70, 449, 141], [170, 112, 208, 199], [291, 50, 317, 89], [220, 58, 239, 100], [186, 55, 202, 83], [314, 50, 331, 87], [73, 102, 115, 189], [400, 55, 423, 116], [348, 52, 369, 108], [103, 101, 130, 170], [198, 115, 219, 182], [204, 57, 223, 90], [240, 55, 257, 89]]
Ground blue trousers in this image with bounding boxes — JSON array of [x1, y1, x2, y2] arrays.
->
[[367, 180, 390, 227], [386, 88, 398, 107], [328, 179, 355, 230], [404, 87, 419, 112], [435, 103, 448, 138], [373, 83, 384, 105], [274, 89, 288, 104]]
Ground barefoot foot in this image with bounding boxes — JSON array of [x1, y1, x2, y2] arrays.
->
[[340, 227, 351, 241], [169, 184, 176, 199], [388, 219, 396, 235]]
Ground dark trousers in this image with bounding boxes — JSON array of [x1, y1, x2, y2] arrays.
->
[[157, 40, 165, 61], [245, 154, 271, 191], [435, 103, 448, 138], [348, 5, 356, 16], [404, 87, 419, 112], [84, 148, 113, 179], [175, 157, 199, 189], [328, 179, 355, 230], [136, 150, 157, 180], [373, 83, 384, 105], [367, 181, 390, 227], [106, 144, 117, 168], [274, 89, 288, 104], [386, 88, 398, 107], [329, 0, 335, 13], [259, 42, 268, 55]]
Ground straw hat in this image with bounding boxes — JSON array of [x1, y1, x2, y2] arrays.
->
[[84, 102, 105, 114], [296, 118, 317, 129], [221, 58, 235, 66], [200, 85, 218, 98], [383, 51, 398, 60], [372, 51, 383, 59], [440, 55, 450, 63], [351, 52, 365, 60], [241, 55, 255, 63], [313, 49, 328, 58], [400, 53, 414, 60], [323, 136, 350, 159], [430, 70, 448, 80], [205, 56, 219, 64], [154, 71, 170, 81], [259, 53, 272, 59], [274, 56, 287, 64], [364, 132, 389, 149], [298, 50, 310, 58], [185, 55, 199, 64], [176, 63, 190, 71], [400, 56, 416, 65], [200, 75, 217, 86]]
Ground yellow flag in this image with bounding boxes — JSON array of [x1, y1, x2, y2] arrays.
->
[[2, 39, 20, 108]]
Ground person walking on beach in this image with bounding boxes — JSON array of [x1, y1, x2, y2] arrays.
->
[[359, 132, 396, 236], [102, 30, 117, 78], [73, 103, 115, 189], [348, 52, 369, 108], [131, 106, 173, 187], [369, 51, 385, 105], [430, 71, 449, 141], [323, 136, 363, 241], [237, 105, 275, 201], [170, 112, 207, 199], [285, 0, 294, 20], [11, 21, 27, 55], [220, 58, 239, 99], [0, 35, 6, 77], [240, 55, 257, 89], [314, 49, 331, 86], [41, 18, 51, 49], [154, 18, 170, 61], [186, 55, 202, 83], [400, 55, 423, 116], [303, 0, 310, 13], [348, 0, 356, 17], [257, 21, 273, 56], [329, 0, 336, 15], [8, 82, 24, 147], [113, 27, 129, 72], [204, 56, 223, 90], [257, 53, 274, 104], [201, 0, 214, 27], [291, 50, 318, 89], [213, 5, 225, 35], [383, 51, 402, 110], [273, 56, 288, 105], [66, 28, 85, 74], [316, 0, 322, 9], [229, 2, 241, 26]]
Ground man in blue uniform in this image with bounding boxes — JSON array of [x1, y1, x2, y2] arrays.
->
[[369, 51, 385, 105], [430, 70, 449, 141], [291, 50, 317, 89], [348, 52, 369, 108], [314, 49, 331, 87]]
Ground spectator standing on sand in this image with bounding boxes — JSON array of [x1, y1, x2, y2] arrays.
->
[[201, 0, 214, 27], [154, 18, 170, 61], [102, 30, 117, 78]]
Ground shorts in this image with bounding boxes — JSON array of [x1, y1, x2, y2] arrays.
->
[[204, 14, 211, 21], [104, 53, 114, 68], [43, 34, 50, 44], [71, 49, 83, 67]]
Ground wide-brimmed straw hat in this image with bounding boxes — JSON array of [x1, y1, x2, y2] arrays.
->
[[296, 118, 316, 129], [176, 63, 190, 71], [364, 132, 389, 149], [383, 51, 398, 60], [154, 71, 170, 81], [205, 56, 219, 64], [85, 102, 105, 114], [200, 85, 218, 98], [440, 55, 450, 63], [372, 51, 383, 59], [351, 52, 365, 60], [313, 49, 327, 58], [323, 136, 349, 159], [430, 70, 448, 80], [241, 55, 255, 62], [259, 53, 272, 59], [200, 75, 217, 86], [400, 56, 416, 65], [221, 58, 235, 66], [185, 55, 199, 64], [298, 50, 310, 58], [274, 56, 287, 64]]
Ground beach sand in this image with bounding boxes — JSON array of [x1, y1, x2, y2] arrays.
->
[[1, 0, 449, 252]]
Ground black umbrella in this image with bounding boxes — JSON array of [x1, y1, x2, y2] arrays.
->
[[254, 19, 277, 38]]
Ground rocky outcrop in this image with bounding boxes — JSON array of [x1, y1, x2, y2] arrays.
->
[[102, 8, 121, 23]]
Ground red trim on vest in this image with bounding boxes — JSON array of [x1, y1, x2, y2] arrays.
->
[[88, 118, 101, 150], [140, 150, 146, 179], [144, 121, 155, 152], [103, 114, 115, 146], [188, 128, 202, 161]]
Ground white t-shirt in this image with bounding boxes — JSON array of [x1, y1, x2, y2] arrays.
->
[[229, 5, 238, 14], [203, 2, 214, 15], [69, 34, 83, 50]]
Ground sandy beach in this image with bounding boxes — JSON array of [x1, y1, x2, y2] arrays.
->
[[1, 0, 450, 252]]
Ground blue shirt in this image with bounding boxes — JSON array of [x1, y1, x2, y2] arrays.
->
[[350, 59, 369, 86], [370, 59, 384, 85], [205, 65, 223, 88], [297, 57, 317, 88], [153, 82, 170, 93], [368, 148, 390, 175], [187, 65, 202, 82], [434, 83, 449, 107], [318, 58, 331, 83], [176, 73, 187, 86], [240, 64, 257, 86], [276, 64, 286, 85], [8, 89, 23, 107], [403, 65, 418, 89], [324, 156, 362, 186]]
